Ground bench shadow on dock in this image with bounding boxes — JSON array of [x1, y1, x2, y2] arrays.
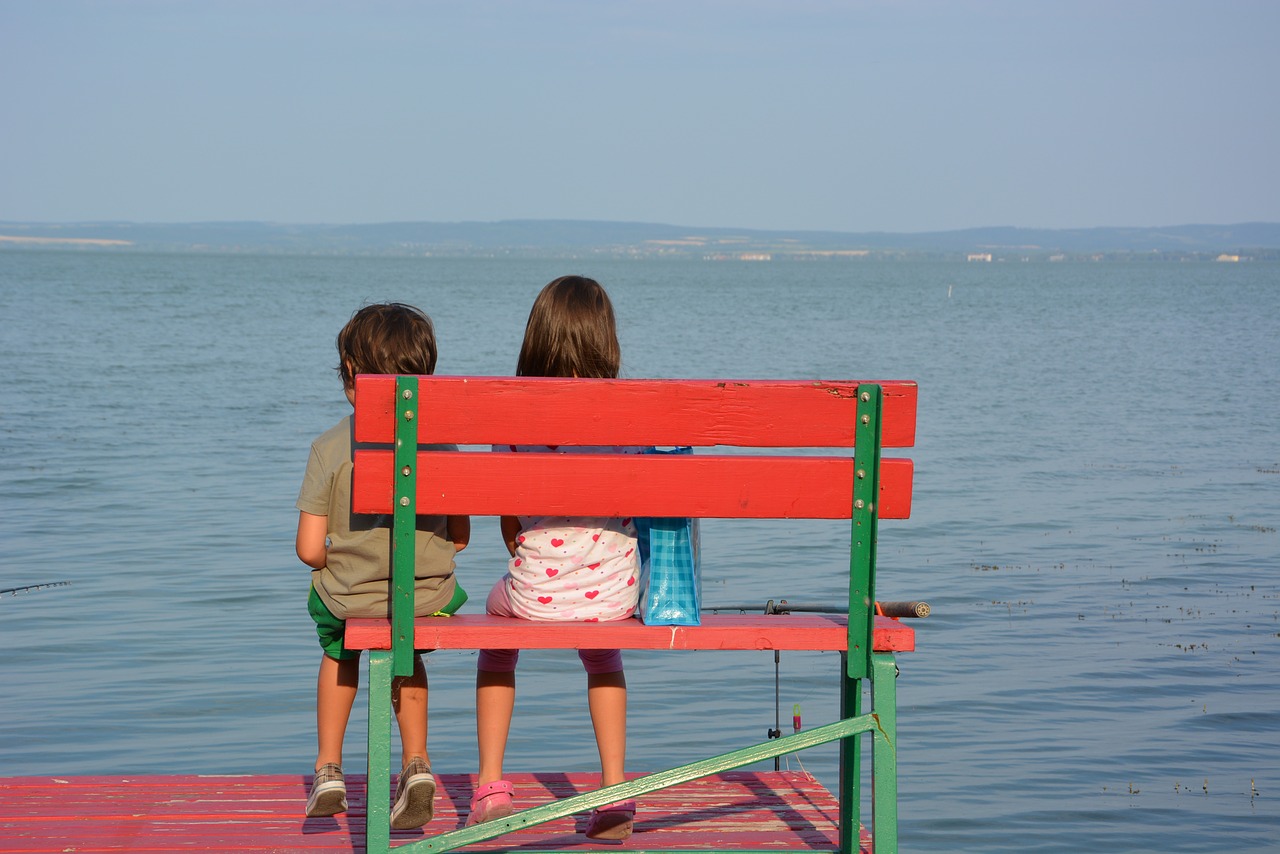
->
[[2, 770, 871, 852]]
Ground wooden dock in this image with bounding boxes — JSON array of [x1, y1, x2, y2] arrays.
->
[[1, 770, 871, 852]]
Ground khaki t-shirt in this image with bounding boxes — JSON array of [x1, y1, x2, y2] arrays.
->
[[297, 415, 458, 620]]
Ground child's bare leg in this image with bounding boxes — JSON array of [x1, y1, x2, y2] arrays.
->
[[476, 668, 516, 785], [391, 654, 429, 767], [316, 654, 360, 769], [586, 670, 627, 787]]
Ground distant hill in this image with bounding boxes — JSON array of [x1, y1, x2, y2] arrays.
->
[[2, 219, 1278, 259]]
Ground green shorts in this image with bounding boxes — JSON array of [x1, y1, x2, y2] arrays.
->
[[308, 581, 468, 661]]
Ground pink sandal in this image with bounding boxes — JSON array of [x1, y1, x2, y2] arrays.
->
[[465, 780, 515, 827], [585, 798, 636, 841]]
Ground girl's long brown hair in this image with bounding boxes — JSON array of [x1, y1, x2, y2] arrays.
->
[[516, 276, 620, 379]]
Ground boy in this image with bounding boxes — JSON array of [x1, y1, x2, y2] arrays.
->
[[295, 302, 469, 828]]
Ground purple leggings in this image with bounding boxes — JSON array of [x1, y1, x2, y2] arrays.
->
[[476, 579, 624, 675]]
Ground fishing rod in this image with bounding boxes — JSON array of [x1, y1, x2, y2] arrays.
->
[[704, 599, 931, 618], [700, 598, 931, 769], [1, 581, 72, 597]]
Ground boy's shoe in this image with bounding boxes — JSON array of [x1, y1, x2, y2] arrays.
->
[[390, 756, 436, 830], [306, 763, 348, 817]]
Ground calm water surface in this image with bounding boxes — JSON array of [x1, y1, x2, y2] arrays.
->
[[1, 251, 1277, 852]]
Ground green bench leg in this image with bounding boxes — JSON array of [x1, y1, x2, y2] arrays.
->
[[839, 654, 861, 854], [870, 652, 899, 853], [366, 651, 393, 854], [840, 652, 901, 854]]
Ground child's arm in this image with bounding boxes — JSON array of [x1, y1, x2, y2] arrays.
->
[[447, 515, 471, 552], [296, 511, 329, 569], [500, 515, 521, 557]]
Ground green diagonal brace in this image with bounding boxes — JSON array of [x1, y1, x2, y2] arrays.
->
[[399, 714, 881, 853]]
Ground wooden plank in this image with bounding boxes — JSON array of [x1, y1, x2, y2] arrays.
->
[[352, 450, 914, 519], [0, 771, 869, 853], [354, 375, 918, 449], [344, 614, 916, 654]]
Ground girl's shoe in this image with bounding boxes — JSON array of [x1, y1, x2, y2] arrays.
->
[[390, 757, 436, 830], [585, 799, 636, 841], [306, 763, 348, 817], [465, 780, 515, 826]]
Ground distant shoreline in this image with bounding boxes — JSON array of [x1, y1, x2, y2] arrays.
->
[[2, 220, 1278, 260], [0, 234, 132, 247]]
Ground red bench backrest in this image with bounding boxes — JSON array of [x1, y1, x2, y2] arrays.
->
[[351, 376, 916, 521]]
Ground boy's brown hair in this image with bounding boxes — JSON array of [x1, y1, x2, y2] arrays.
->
[[516, 275, 620, 379], [336, 302, 438, 390]]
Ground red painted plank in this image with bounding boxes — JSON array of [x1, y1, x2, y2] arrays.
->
[[0, 771, 868, 852], [352, 450, 914, 519], [343, 614, 915, 654], [354, 375, 917, 449]]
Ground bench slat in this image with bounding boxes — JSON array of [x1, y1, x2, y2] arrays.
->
[[352, 450, 913, 519], [344, 613, 915, 653], [354, 375, 917, 449]]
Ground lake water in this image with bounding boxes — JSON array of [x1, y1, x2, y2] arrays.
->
[[1, 250, 1277, 852]]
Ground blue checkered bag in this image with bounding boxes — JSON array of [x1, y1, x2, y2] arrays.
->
[[636, 447, 702, 626]]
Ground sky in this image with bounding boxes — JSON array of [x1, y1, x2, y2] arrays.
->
[[2, 0, 1277, 233]]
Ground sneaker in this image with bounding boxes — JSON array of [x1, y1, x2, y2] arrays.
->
[[306, 763, 347, 817], [390, 756, 436, 830]]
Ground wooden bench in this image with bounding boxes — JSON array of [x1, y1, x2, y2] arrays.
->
[[346, 375, 918, 853]]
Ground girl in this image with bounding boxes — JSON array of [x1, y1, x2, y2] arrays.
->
[[467, 276, 640, 841]]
